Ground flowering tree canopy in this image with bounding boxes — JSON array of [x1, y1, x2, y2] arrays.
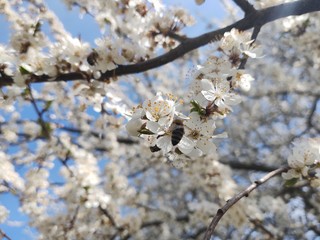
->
[[0, 0, 320, 239]]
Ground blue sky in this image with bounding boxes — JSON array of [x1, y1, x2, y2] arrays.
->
[[0, 0, 226, 44], [0, 1, 226, 239]]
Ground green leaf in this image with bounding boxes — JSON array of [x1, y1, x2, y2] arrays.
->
[[104, 18, 111, 25], [43, 100, 53, 112], [34, 21, 42, 34], [37, 119, 52, 139], [138, 128, 155, 135], [19, 66, 31, 75], [285, 178, 299, 187], [190, 100, 205, 115], [21, 88, 31, 97]]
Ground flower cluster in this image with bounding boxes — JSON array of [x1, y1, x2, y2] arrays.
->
[[126, 28, 259, 159], [0, 0, 194, 92], [0, 204, 9, 224], [221, 28, 261, 59], [126, 92, 195, 155], [282, 138, 320, 187]]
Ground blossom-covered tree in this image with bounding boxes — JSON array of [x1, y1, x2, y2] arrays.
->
[[0, 0, 320, 239]]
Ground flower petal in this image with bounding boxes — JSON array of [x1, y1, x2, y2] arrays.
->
[[201, 90, 215, 101], [126, 118, 144, 136], [197, 139, 216, 155], [157, 136, 172, 153], [146, 121, 161, 133], [178, 136, 195, 154], [201, 79, 214, 90]]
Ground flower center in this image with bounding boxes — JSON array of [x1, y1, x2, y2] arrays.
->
[[189, 130, 200, 140]]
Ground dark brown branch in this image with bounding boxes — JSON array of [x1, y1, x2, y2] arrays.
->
[[27, 84, 52, 139], [290, 95, 320, 139], [141, 220, 163, 228], [27, 85, 42, 117], [98, 0, 320, 81], [59, 154, 74, 177], [127, 165, 151, 178], [310, 225, 320, 236], [1, 0, 320, 87], [59, 126, 138, 144], [0, 229, 12, 240], [249, 218, 277, 239], [166, 31, 188, 42], [232, 0, 256, 15], [219, 159, 279, 172], [185, 226, 207, 239], [65, 206, 79, 231], [307, 97, 319, 128], [247, 90, 320, 98], [203, 165, 290, 240], [251, 24, 261, 40], [99, 207, 123, 231], [122, 215, 191, 240], [238, 24, 261, 69]]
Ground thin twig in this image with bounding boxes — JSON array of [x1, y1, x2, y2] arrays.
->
[[127, 165, 151, 178], [59, 153, 74, 177], [99, 207, 122, 230], [65, 206, 79, 231], [251, 24, 261, 40], [248, 218, 277, 239], [100, 207, 127, 240], [27, 84, 51, 139], [238, 24, 261, 69], [307, 96, 319, 128], [58, 125, 138, 144], [27, 84, 42, 118], [203, 165, 290, 240], [0, 229, 13, 240], [219, 159, 279, 172]]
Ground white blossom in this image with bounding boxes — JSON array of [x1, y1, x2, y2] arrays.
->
[[201, 78, 242, 109], [126, 107, 147, 137], [143, 92, 176, 130], [0, 1, 319, 239], [184, 112, 217, 156], [282, 138, 320, 181], [0, 205, 9, 223], [231, 70, 255, 91], [220, 28, 261, 58]]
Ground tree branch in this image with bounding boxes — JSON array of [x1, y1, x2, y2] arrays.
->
[[0, 229, 12, 240], [248, 218, 276, 239], [1, 0, 320, 87], [166, 31, 188, 42], [307, 96, 319, 128], [99, 207, 123, 231], [203, 165, 290, 240], [27, 84, 51, 139], [238, 24, 261, 69], [232, 0, 256, 15], [219, 159, 279, 172]]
